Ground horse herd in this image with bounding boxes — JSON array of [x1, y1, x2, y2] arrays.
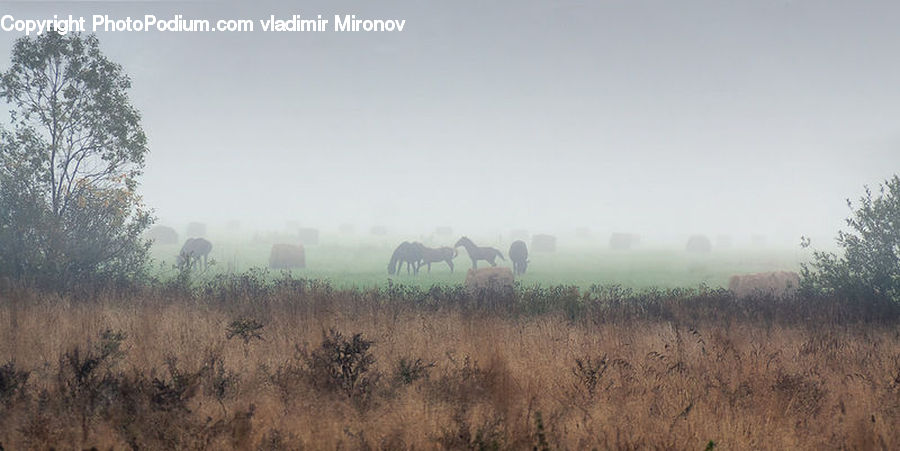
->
[[170, 236, 800, 298], [388, 236, 530, 276], [172, 235, 531, 276]]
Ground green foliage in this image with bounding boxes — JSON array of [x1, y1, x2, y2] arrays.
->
[[0, 32, 151, 290], [802, 175, 900, 303]]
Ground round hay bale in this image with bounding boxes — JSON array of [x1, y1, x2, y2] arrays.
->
[[686, 235, 712, 253], [509, 229, 530, 242], [575, 227, 591, 239], [435, 226, 453, 236], [609, 233, 639, 250], [715, 235, 733, 249], [531, 234, 557, 253], [465, 267, 515, 292], [146, 225, 179, 245], [751, 235, 767, 248], [729, 271, 800, 298], [269, 244, 306, 269]]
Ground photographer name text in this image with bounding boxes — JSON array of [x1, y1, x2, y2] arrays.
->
[[0, 14, 407, 35]]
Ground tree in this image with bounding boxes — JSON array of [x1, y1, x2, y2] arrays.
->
[[0, 32, 151, 289], [801, 175, 900, 303]]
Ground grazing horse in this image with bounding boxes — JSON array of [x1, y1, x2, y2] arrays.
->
[[388, 241, 423, 275], [177, 237, 212, 270], [414, 242, 457, 273], [454, 236, 504, 269], [508, 240, 529, 275]]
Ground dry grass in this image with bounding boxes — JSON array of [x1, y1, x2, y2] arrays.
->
[[0, 286, 898, 450]]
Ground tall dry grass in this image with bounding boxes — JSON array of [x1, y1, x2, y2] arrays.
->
[[0, 283, 898, 450]]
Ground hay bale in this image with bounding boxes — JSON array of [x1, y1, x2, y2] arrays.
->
[[298, 227, 319, 245], [531, 234, 557, 253], [435, 226, 453, 236], [269, 243, 306, 269], [729, 271, 800, 299], [465, 267, 514, 292], [146, 225, 179, 245], [609, 233, 640, 250], [186, 222, 207, 238], [509, 229, 530, 242], [751, 235, 767, 248], [686, 235, 712, 253], [575, 227, 591, 239], [715, 235, 733, 249]]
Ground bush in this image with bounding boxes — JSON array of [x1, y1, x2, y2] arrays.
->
[[0, 361, 29, 406], [301, 329, 379, 403], [394, 357, 435, 385], [802, 175, 900, 303], [226, 318, 265, 344]]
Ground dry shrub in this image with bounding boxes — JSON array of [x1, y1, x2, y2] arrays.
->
[[300, 329, 380, 406]]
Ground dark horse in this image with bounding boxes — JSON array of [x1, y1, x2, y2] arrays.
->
[[388, 241, 423, 275], [508, 240, 529, 275], [454, 236, 504, 269], [414, 242, 457, 273], [177, 237, 212, 270]]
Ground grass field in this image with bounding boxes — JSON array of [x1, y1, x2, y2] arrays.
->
[[1, 282, 897, 450], [149, 234, 806, 290], [5, 234, 871, 450]]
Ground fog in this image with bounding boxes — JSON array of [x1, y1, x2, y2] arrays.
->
[[2, 0, 899, 248]]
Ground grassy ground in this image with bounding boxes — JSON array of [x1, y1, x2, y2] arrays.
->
[[150, 236, 805, 290], [0, 285, 897, 450]]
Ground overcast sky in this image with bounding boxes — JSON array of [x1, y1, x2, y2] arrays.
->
[[1, 0, 898, 245]]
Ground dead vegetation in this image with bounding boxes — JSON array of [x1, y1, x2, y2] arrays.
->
[[0, 280, 898, 450]]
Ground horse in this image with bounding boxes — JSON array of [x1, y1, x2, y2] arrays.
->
[[414, 242, 457, 273], [388, 241, 423, 275], [508, 240, 529, 275], [454, 236, 504, 269], [177, 237, 212, 270]]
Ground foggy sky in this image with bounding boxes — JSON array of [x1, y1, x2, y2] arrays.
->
[[1, 0, 899, 246]]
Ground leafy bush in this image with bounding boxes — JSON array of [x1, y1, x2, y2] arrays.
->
[[802, 175, 900, 303]]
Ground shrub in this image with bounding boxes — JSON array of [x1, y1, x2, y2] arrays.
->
[[802, 175, 900, 303], [301, 329, 379, 403], [226, 318, 265, 344], [394, 357, 435, 385], [572, 355, 608, 399], [0, 360, 29, 406]]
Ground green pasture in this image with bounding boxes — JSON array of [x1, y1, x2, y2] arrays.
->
[[149, 235, 806, 290]]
